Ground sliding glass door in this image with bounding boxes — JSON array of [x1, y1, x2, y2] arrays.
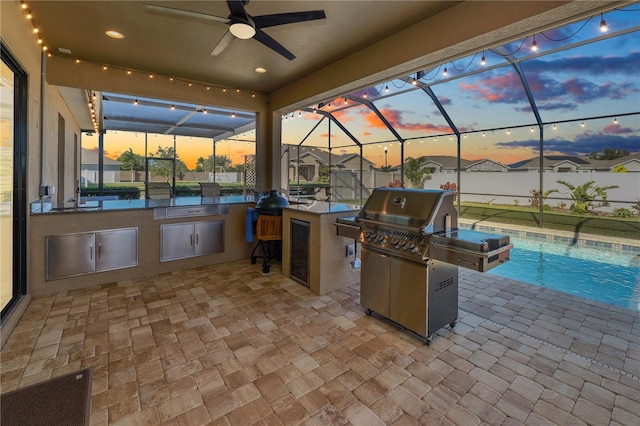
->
[[1, 44, 27, 321]]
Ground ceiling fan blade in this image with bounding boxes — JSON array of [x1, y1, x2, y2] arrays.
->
[[143, 3, 229, 24], [253, 11, 326, 28], [253, 28, 295, 60], [211, 31, 235, 56], [227, 0, 248, 17]]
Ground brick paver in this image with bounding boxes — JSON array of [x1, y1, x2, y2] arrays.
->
[[1, 259, 638, 425]]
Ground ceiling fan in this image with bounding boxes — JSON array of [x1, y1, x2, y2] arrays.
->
[[143, 1, 326, 60]]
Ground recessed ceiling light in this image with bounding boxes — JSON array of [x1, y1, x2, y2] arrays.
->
[[105, 30, 124, 39], [255, 67, 267, 74]]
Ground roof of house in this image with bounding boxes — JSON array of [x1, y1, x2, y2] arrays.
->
[[509, 153, 640, 170], [286, 145, 375, 167], [81, 148, 122, 166]]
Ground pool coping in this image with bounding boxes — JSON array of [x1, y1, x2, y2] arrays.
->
[[459, 218, 640, 254]]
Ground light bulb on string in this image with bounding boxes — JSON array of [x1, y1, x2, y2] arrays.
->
[[531, 34, 538, 52], [481, 51, 486, 66], [443, 65, 448, 76], [600, 13, 607, 32]]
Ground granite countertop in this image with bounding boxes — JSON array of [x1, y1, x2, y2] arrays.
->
[[284, 200, 361, 215], [31, 195, 255, 214]]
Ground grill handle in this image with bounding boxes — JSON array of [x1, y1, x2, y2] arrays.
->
[[357, 217, 425, 233]]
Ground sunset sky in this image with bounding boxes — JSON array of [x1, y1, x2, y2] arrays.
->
[[84, 7, 639, 170]]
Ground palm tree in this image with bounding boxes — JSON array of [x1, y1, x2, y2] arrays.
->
[[547, 180, 619, 214], [404, 156, 431, 188]]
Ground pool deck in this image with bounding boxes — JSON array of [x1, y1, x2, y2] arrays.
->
[[1, 260, 638, 425]]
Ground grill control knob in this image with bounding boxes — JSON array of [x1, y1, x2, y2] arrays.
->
[[391, 238, 399, 246], [376, 235, 385, 243], [407, 242, 416, 250]]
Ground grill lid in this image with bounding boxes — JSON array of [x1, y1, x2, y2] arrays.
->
[[357, 188, 456, 233], [256, 190, 289, 215]]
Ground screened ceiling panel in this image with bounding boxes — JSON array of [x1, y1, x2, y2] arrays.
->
[[323, 103, 398, 145], [101, 92, 255, 139], [429, 64, 535, 132], [521, 32, 640, 123], [372, 88, 453, 140]]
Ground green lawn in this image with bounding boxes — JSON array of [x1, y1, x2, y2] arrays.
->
[[459, 203, 640, 240]]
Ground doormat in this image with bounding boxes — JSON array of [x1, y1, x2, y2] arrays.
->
[[0, 367, 92, 426]]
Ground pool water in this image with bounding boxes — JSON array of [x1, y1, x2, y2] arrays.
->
[[487, 236, 640, 311]]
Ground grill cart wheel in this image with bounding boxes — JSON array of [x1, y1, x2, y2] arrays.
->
[[263, 264, 270, 273], [364, 308, 372, 316], [450, 320, 457, 328]]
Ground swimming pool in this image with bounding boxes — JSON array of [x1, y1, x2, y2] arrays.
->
[[486, 234, 640, 311]]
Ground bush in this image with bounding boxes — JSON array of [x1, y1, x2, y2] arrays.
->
[[612, 208, 634, 218], [82, 186, 140, 200]]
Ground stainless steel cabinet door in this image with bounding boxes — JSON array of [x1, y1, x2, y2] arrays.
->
[[389, 257, 428, 337], [360, 247, 390, 317], [161, 223, 194, 261], [96, 228, 138, 271], [194, 220, 224, 256], [46, 233, 96, 279]]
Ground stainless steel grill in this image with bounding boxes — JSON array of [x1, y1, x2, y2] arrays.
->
[[336, 188, 512, 343]]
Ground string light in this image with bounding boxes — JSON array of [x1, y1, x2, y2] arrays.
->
[[134, 98, 138, 105], [481, 51, 486, 65], [385, 84, 389, 93], [443, 65, 448, 76], [614, 117, 618, 124], [412, 74, 417, 85], [600, 13, 607, 32], [531, 34, 538, 52], [581, 121, 585, 127]]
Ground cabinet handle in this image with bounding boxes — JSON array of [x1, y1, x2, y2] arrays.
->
[[195, 233, 199, 246], [90, 245, 93, 260], [98, 244, 102, 259], [190, 234, 193, 247]]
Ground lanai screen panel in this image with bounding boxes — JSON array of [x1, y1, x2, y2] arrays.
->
[[521, 35, 640, 124], [372, 85, 453, 141], [329, 103, 398, 145], [429, 63, 534, 133]]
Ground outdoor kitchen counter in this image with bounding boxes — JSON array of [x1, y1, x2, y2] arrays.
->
[[282, 201, 361, 295], [28, 197, 256, 297], [30, 195, 254, 214]]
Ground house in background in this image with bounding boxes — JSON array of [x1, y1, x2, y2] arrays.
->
[[80, 148, 122, 185], [508, 154, 640, 173], [284, 145, 375, 182]]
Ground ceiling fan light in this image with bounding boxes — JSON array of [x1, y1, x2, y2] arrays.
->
[[229, 20, 256, 39]]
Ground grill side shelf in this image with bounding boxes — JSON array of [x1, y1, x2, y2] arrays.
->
[[429, 239, 513, 272]]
